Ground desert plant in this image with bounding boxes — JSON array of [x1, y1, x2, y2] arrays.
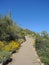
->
[[3, 41, 20, 52], [35, 32, 49, 65], [0, 51, 11, 63], [0, 41, 4, 50]]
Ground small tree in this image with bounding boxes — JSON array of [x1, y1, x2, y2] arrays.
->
[[40, 31, 49, 39]]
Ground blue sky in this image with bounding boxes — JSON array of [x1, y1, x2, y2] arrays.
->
[[0, 0, 49, 32]]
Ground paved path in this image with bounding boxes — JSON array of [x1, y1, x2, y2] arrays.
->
[[8, 36, 42, 65]]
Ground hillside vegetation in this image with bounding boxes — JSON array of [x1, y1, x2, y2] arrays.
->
[[35, 31, 49, 65], [0, 13, 26, 64]]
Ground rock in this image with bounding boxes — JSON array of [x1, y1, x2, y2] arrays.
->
[[0, 63, 2, 65], [42, 63, 44, 65]]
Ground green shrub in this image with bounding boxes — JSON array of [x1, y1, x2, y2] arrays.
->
[[35, 33, 49, 65], [0, 51, 11, 63], [18, 39, 24, 44]]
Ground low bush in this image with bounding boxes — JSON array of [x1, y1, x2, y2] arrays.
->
[[18, 39, 25, 44], [0, 40, 20, 64], [0, 41, 4, 48], [3, 41, 20, 52], [35, 34, 49, 65], [0, 51, 11, 63]]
